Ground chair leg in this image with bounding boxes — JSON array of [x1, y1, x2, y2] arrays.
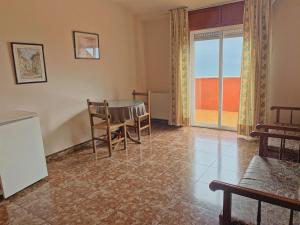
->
[[123, 125, 127, 150], [135, 119, 138, 133], [92, 138, 96, 153], [91, 129, 96, 153], [107, 129, 112, 157], [137, 117, 141, 141], [148, 115, 151, 135]]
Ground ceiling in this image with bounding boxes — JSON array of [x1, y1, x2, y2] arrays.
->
[[112, 0, 240, 16]]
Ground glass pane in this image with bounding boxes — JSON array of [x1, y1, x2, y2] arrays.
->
[[221, 36, 243, 129], [194, 39, 219, 77], [194, 39, 219, 126], [223, 37, 243, 77]]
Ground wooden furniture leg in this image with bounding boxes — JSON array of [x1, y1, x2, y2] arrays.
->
[[107, 128, 112, 157], [126, 131, 142, 144], [222, 191, 232, 225], [148, 115, 151, 135], [123, 124, 127, 150], [92, 134, 96, 153], [137, 117, 141, 141]]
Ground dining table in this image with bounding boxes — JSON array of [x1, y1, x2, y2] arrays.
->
[[97, 99, 147, 144]]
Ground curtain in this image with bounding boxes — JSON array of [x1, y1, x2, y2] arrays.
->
[[170, 8, 190, 126], [238, 0, 271, 137]]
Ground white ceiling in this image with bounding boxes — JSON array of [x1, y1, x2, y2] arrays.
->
[[112, 0, 240, 16]]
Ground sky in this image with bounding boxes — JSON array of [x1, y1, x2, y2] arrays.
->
[[193, 37, 243, 77]]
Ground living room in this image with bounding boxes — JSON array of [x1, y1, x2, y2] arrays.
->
[[0, 0, 299, 224]]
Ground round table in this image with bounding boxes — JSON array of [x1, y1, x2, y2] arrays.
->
[[107, 100, 146, 123], [97, 99, 146, 144]]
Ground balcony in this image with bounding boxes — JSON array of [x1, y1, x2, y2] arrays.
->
[[194, 77, 240, 129]]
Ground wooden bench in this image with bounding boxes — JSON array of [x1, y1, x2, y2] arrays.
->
[[209, 131, 300, 225]]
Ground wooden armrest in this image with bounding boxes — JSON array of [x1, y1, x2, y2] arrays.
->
[[256, 124, 300, 132], [271, 106, 300, 111], [209, 180, 300, 211], [251, 131, 300, 141]]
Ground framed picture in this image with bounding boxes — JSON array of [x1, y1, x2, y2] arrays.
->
[[73, 31, 100, 59], [11, 43, 47, 84]]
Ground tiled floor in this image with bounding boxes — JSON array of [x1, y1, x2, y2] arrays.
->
[[0, 123, 258, 225], [195, 109, 238, 128]]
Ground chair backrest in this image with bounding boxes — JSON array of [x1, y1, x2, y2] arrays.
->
[[87, 99, 110, 126], [252, 124, 300, 162], [132, 90, 151, 113], [271, 106, 300, 126]]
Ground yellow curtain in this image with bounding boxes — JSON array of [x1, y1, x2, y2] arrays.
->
[[170, 8, 190, 126], [238, 0, 271, 136]]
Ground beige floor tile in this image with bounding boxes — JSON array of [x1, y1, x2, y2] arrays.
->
[[0, 123, 258, 225]]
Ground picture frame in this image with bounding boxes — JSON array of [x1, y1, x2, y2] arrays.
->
[[73, 31, 100, 59], [11, 42, 47, 84]]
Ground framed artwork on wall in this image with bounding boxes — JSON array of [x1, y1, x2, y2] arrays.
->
[[11, 43, 47, 84], [73, 31, 100, 59]]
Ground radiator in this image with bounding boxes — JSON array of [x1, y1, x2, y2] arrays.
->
[[151, 92, 170, 120]]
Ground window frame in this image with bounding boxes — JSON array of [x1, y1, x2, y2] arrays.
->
[[190, 24, 244, 130]]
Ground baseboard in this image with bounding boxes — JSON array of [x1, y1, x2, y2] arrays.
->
[[151, 118, 169, 124], [46, 120, 171, 162], [46, 139, 92, 162]]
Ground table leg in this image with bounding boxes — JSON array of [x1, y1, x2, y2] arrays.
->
[[126, 131, 141, 144]]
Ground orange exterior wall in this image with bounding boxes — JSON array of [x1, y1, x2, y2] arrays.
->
[[195, 77, 240, 112]]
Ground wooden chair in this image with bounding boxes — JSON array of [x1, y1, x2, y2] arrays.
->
[[127, 90, 151, 141], [271, 106, 300, 127], [87, 99, 127, 156], [252, 124, 300, 162]]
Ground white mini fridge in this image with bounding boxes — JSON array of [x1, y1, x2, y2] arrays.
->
[[0, 111, 48, 198]]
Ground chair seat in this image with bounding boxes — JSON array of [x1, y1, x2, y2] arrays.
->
[[126, 119, 135, 126], [93, 122, 125, 130], [126, 113, 150, 127]]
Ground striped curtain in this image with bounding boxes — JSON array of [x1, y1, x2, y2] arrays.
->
[[170, 8, 190, 126], [238, 0, 271, 137]]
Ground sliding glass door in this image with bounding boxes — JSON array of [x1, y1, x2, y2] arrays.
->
[[191, 26, 243, 130]]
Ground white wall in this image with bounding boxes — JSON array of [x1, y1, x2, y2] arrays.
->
[[269, 0, 300, 123], [136, 16, 171, 120], [0, 0, 139, 155], [143, 16, 171, 93], [135, 15, 171, 91]]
